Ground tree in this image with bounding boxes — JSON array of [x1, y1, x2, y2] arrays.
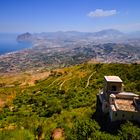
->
[[72, 119, 100, 140], [118, 122, 140, 140]]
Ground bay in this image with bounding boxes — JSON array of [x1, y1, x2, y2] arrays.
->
[[0, 33, 32, 55]]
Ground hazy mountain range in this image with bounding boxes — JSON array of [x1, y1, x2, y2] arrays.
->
[[1, 29, 140, 73], [17, 29, 140, 43]]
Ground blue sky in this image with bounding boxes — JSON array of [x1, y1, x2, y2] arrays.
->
[[0, 0, 140, 33]]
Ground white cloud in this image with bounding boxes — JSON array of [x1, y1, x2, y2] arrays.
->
[[88, 9, 117, 17]]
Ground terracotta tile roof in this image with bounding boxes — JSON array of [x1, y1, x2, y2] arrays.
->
[[114, 99, 137, 112]]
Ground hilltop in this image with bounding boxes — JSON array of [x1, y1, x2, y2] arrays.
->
[[0, 63, 140, 139]]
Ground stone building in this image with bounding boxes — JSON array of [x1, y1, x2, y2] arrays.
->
[[98, 76, 140, 122]]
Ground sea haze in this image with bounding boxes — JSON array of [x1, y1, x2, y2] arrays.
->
[[0, 33, 32, 55]]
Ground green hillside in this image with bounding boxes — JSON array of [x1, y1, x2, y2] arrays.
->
[[0, 63, 140, 139]]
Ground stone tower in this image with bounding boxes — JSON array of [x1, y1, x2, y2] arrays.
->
[[103, 76, 123, 101]]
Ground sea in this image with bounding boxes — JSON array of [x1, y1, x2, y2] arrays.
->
[[0, 33, 32, 55]]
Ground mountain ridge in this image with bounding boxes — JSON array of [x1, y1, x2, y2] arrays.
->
[[17, 29, 125, 42]]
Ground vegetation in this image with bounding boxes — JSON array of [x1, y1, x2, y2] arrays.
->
[[0, 63, 140, 139]]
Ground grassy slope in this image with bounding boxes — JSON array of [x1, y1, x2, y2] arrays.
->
[[0, 63, 140, 139]]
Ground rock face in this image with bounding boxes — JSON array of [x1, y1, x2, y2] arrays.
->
[[16, 32, 32, 42]]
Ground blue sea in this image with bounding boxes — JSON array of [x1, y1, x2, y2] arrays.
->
[[0, 33, 32, 55]]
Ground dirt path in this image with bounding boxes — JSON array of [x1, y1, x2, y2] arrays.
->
[[47, 77, 61, 88], [59, 78, 72, 90], [85, 72, 96, 88]]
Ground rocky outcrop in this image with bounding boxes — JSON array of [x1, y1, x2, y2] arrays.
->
[[16, 32, 32, 42]]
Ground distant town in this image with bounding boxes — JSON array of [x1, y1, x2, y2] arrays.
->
[[0, 29, 140, 73]]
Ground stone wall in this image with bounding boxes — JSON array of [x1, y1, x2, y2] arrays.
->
[[110, 106, 140, 122]]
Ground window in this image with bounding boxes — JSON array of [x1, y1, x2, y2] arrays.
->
[[111, 86, 117, 91]]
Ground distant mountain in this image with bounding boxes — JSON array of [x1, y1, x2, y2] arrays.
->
[[37, 31, 88, 40], [16, 32, 32, 42], [16, 29, 126, 44], [93, 29, 124, 38]]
